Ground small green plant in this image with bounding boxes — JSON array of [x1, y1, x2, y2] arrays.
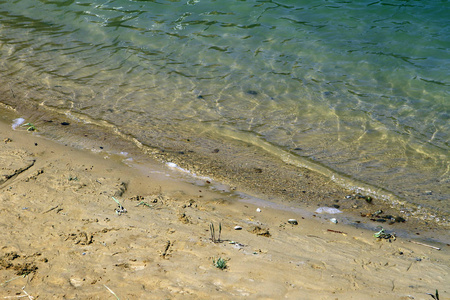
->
[[210, 222, 222, 243], [213, 257, 227, 270], [136, 201, 152, 208], [373, 227, 396, 240], [427, 289, 439, 300], [22, 123, 36, 131]]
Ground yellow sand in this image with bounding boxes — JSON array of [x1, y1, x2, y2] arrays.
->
[[0, 119, 448, 299]]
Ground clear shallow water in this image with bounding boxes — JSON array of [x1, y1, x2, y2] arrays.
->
[[0, 0, 449, 219]]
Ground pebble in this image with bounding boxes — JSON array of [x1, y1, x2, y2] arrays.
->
[[315, 207, 342, 214], [234, 226, 243, 230], [69, 277, 84, 288], [256, 208, 261, 212], [288, 219, 298, 225], [330, 218, 338, 224]]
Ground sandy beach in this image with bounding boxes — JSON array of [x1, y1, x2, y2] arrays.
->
[[0, 111, 449, 299]]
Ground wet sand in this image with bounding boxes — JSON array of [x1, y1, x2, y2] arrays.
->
[[0, 108, 449, 299]]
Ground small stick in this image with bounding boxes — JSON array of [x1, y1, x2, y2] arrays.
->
[[9, 85, 16, 98], [21, 287, 34, 300], [42, 205, 59, 214], [104, 284, 120, 300], [2, 296, 28, 299], [409, 240, 441, 251], [0, 275, 24, 286], [210, 223, 215, 243], [327, 229, 347, 234]]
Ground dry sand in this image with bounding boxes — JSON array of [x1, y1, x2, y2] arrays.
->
[[0, 118, 449, 300]]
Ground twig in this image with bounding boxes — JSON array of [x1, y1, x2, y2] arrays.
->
[[9, 84, 16, 98], [42, 205, 59, 214], [327, 229, 347, 234], [2, 296, 28, 299], [21, 287, 34, 300], [210, 223, 215, 243], [104, 284, 120, 300], [209, 222, 222, 243], [0, 275, 24, 286], [161, 240, 171, 259], [409, 240, 441, 251]]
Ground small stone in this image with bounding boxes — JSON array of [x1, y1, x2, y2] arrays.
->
[[234, 226, 243, 230], [256, 208, 261, 212], [70, 277, 84, 288], [288, 219, 298, 225], [394, 216, 406, 223], [330, 218, 338, 224]]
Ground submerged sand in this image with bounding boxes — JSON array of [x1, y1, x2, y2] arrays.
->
[[0, 114, 449, 299]]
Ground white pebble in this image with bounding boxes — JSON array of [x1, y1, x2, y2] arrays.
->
[[288, 219, 298, 225], [315, 207, 342, 214]]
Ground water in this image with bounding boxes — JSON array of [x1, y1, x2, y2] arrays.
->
[[0, 0, 449, 222]]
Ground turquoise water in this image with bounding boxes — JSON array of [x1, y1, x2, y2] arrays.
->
[[0, 0, 449, 218]]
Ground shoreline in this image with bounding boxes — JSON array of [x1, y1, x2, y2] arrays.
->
[[1, 103, 449, 298], [0, 100, 448, 243]]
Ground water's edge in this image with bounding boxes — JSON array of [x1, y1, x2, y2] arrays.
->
[[1, 92, 448, 245]]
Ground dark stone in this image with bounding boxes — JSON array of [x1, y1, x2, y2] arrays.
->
[[61, 122, 70, 125], [395, 216, 406, 223]]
